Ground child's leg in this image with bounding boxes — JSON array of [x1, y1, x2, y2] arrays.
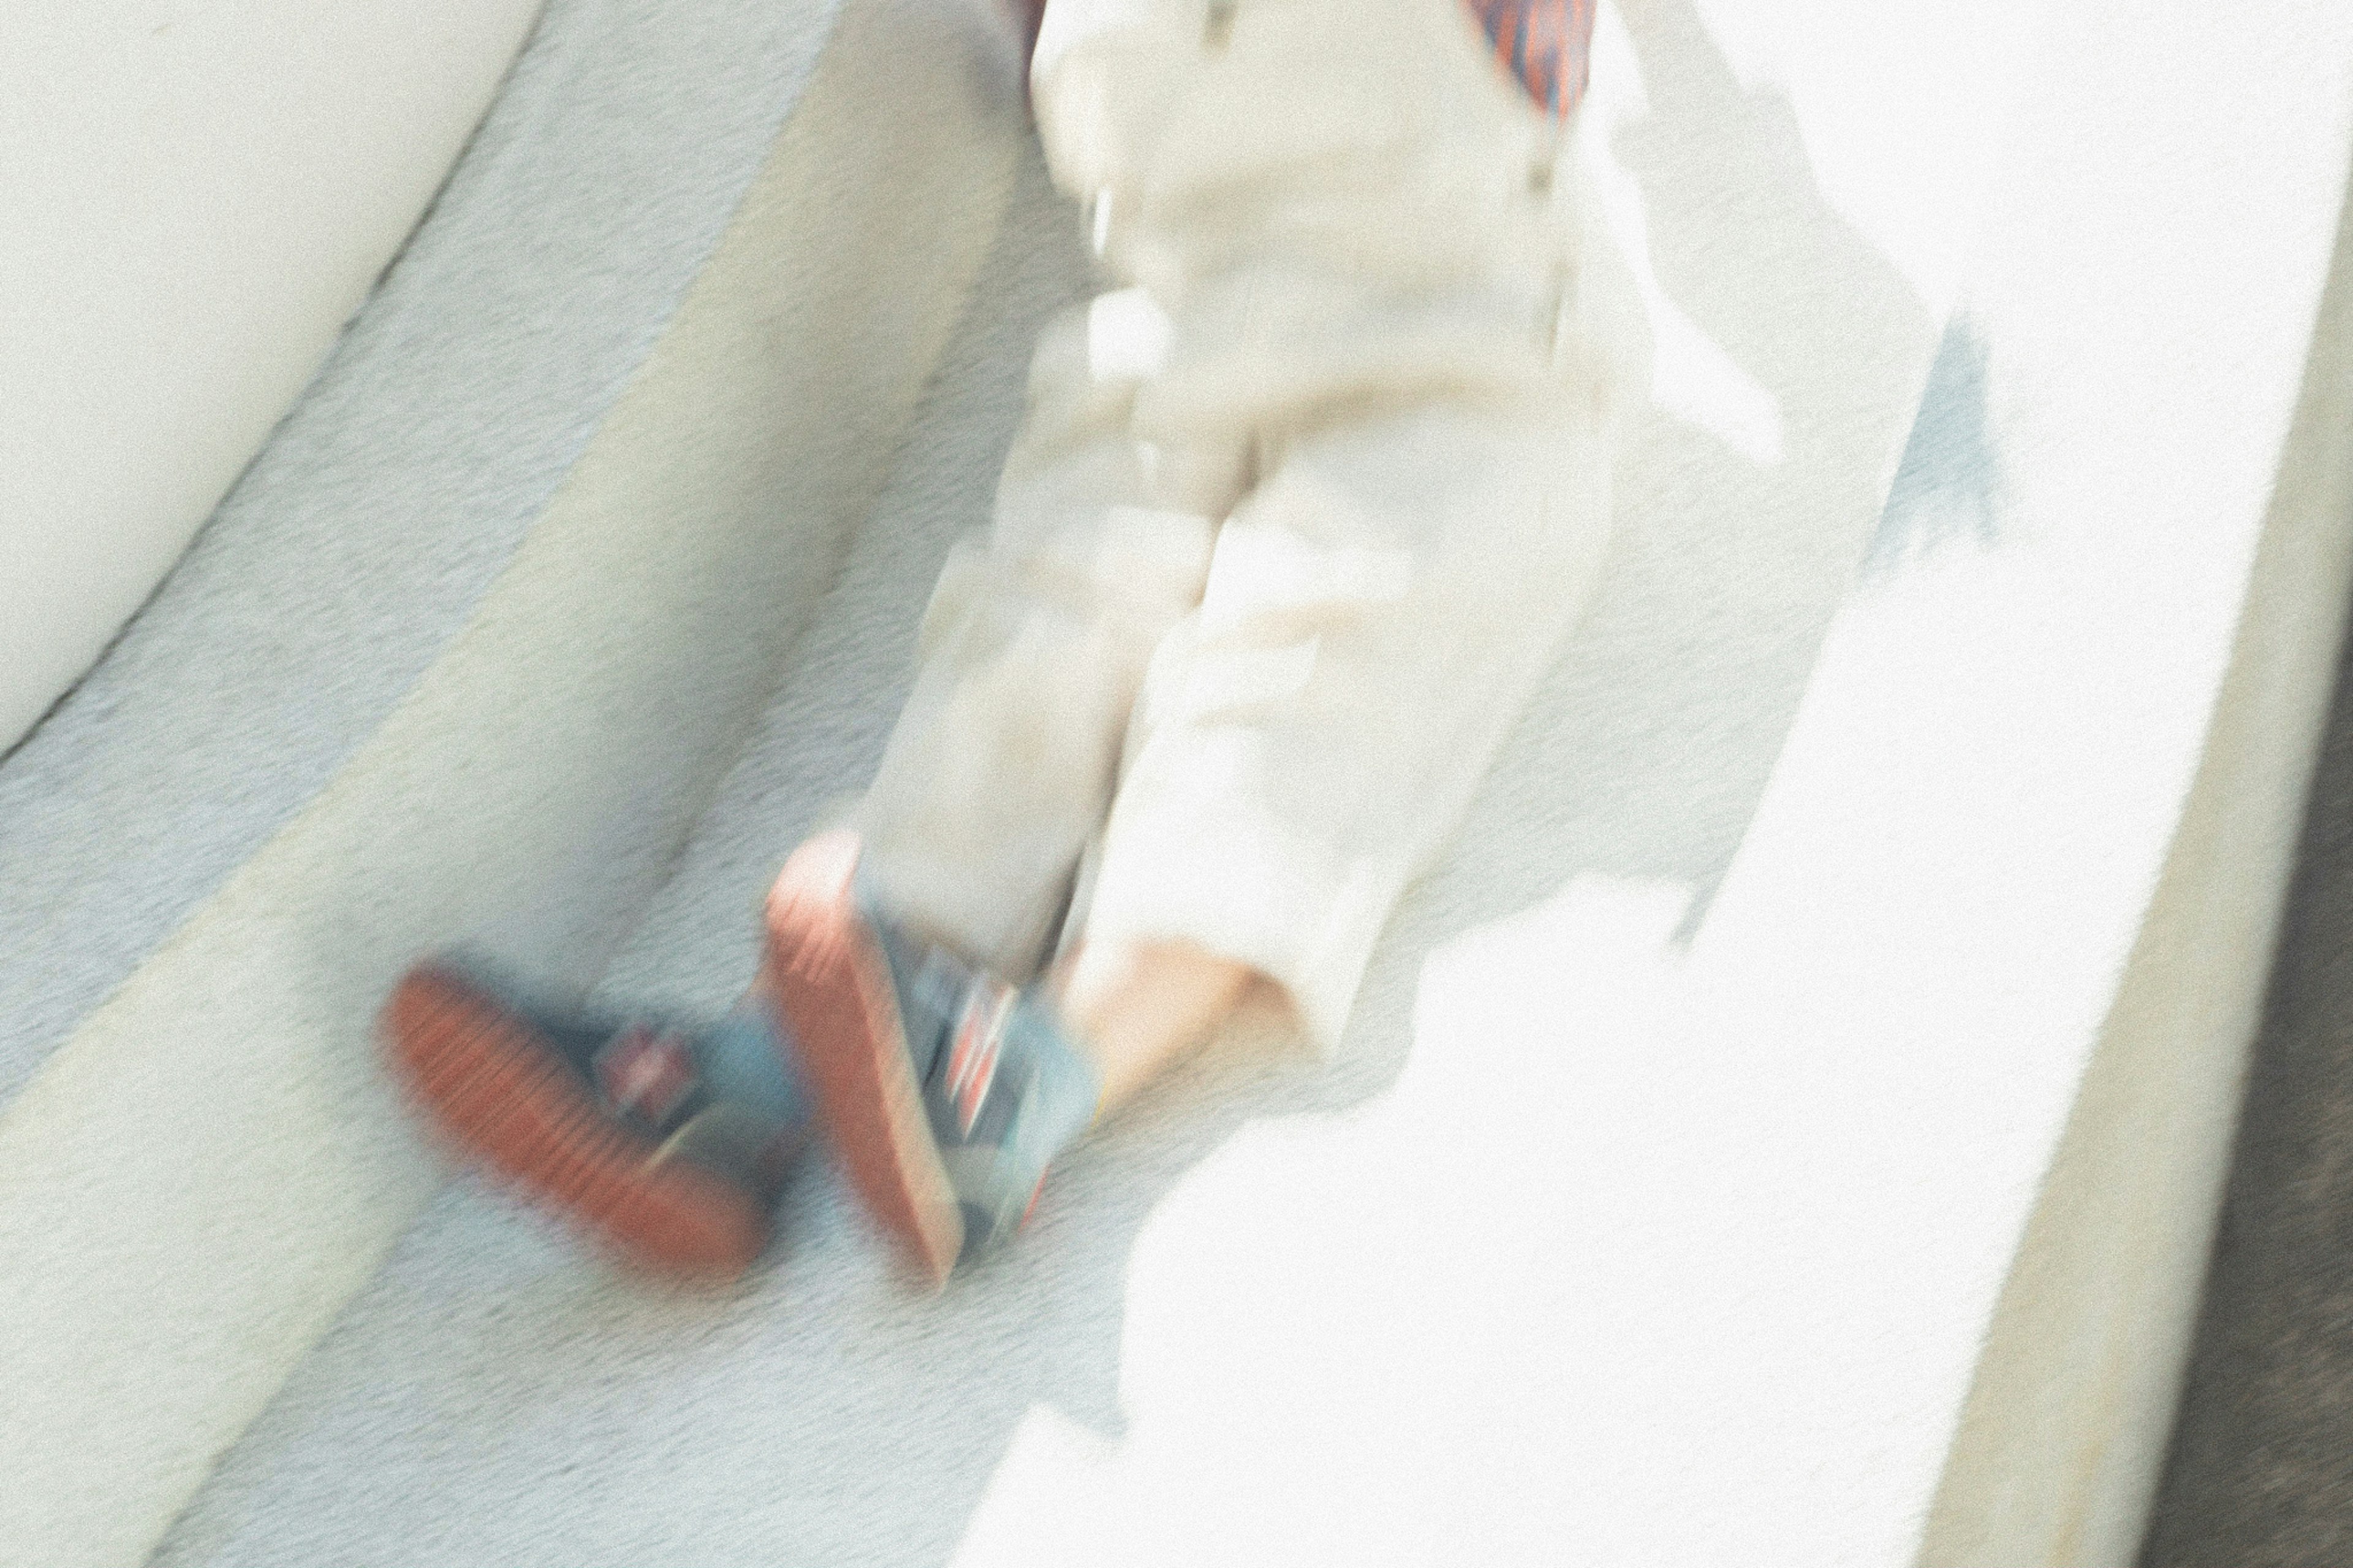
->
[[849, 292, 1245, 980], [1076, 395, 1622, 1056], [776, 0, 1643, 1278], [1038, 0, 1646, 1058], [762, 287, 1249, 1282], [1038, 429, 1616, 1120], [912, 390, 1621, 1181]]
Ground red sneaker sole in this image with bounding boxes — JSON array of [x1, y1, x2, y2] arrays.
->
[[763, 829, 962, 1289], [381, 967, 765, 1282]]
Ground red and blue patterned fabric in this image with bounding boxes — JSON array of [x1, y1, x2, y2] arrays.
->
[[1463, 0, 1596, 117]]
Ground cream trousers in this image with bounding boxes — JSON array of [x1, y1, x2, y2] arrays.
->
[[855, 0, 1648, 1050]]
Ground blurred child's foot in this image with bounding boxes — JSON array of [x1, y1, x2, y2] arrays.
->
[[381, 960, 813, 1282], [764, 830, 1102, 1287]]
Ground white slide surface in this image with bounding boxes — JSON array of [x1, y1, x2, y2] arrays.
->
[[0, 1, 1029, 1562], [0, 0, 545, 755], [4, 1, 2352, 1566]]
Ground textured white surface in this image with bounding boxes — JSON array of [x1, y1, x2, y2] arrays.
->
[[0, 2, 1024, 1562], [961, 4, 2353, 1565], [0, 0, 849, 1115], [0, 0, 541, 754], [1919, 9, 2353, 1559], [37, 0, 2353, 1564]]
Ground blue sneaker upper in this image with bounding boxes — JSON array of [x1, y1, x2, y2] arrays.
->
[[872, 919, 1104, 1260]]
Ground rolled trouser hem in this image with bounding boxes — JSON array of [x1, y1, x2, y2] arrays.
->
[[1078, 805, 1404, 1056]]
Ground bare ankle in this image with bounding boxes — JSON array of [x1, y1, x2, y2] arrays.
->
[[1051, 938, 1256, 1114]]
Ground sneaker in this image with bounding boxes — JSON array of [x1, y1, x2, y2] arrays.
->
[[381, 960, 813, 1281], [763, 829, 1102, 1287]]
